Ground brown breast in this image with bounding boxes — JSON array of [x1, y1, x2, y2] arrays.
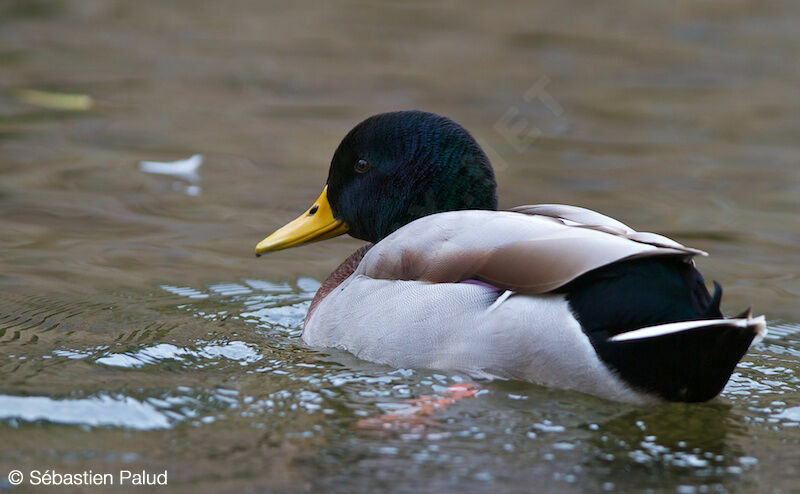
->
[[305, 244, 372, 326]]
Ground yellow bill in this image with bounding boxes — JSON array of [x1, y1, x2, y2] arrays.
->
[[255, 185, 348, 255]]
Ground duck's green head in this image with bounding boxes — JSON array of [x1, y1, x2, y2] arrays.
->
[[255, 111, 497, 254]]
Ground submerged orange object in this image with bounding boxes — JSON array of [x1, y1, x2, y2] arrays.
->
[[353, 383, 480, 435]]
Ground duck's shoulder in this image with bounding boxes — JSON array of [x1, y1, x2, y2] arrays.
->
[[354, 205, 705, 294]]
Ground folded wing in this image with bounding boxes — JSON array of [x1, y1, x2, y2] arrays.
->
[[355, 205, 706, 294]]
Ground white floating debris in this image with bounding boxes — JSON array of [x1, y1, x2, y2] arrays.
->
[[139, 154, 203, 182]]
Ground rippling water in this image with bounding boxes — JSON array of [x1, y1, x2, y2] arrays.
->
[[1, 0, 799, 492]]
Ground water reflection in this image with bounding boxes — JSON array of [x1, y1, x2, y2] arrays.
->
[[0, 394, 170, 430], [94, 340, 262, 368]]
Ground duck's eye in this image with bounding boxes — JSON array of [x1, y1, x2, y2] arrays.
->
[[354, 159, 371, 174]]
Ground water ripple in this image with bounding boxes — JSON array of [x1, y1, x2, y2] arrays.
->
[[0, 394, 170, 430], [94, 341, 263, 368]]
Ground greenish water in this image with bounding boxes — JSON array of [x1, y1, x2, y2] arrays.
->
[[1, 1, 799, 492]]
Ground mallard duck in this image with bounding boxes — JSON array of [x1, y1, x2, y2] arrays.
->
[[255, 110, 766, 403]]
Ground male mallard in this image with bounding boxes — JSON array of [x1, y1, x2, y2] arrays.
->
[[255, 111, 765, 403]]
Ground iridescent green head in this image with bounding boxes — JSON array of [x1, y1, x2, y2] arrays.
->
[[327, 111, 497, 242]]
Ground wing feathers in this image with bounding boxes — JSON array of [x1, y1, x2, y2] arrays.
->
[[356, 207, 703, 295], [511, 204, 707, 255]]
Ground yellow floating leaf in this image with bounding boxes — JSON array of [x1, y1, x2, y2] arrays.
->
[[15, 89, 93, 111]]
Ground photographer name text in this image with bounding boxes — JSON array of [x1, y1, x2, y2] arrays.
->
[[7, 469, 167, 487]]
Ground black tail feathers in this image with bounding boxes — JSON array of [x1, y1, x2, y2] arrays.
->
[[703, 281, 724, 318], [564, 257, 762, 402], [604, 320, 761, 402]]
